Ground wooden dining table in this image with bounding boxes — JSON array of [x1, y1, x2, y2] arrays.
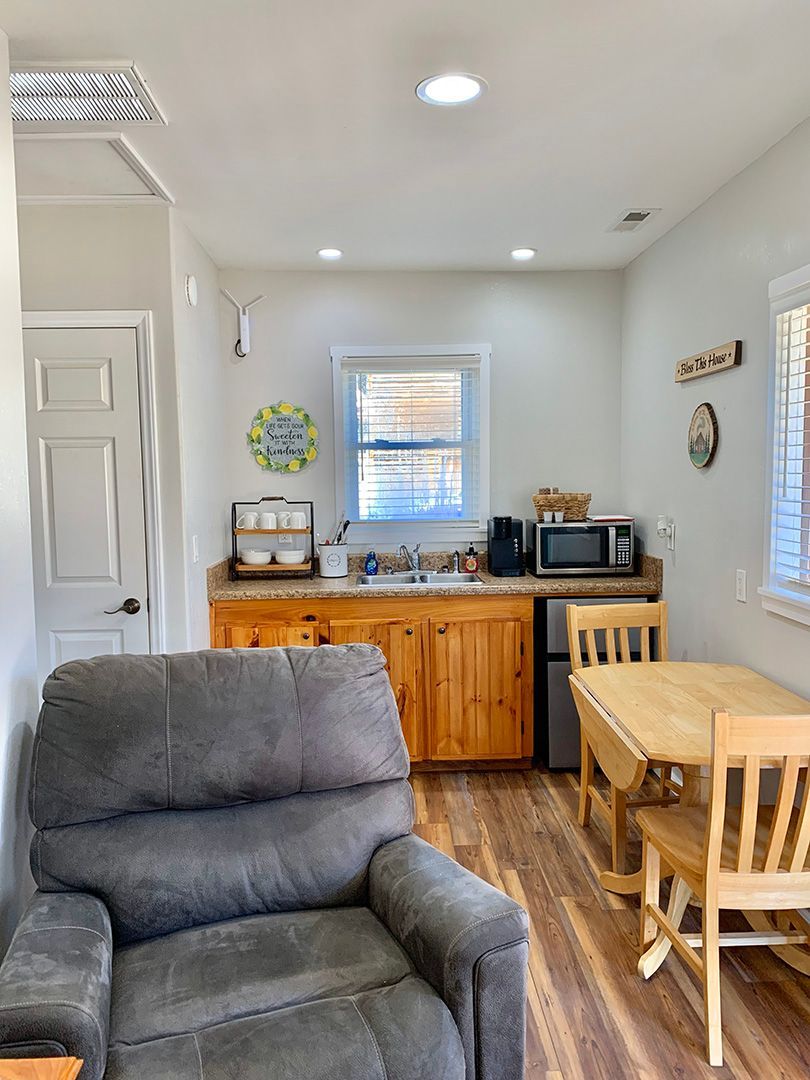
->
[[569, 660, 810, 975]]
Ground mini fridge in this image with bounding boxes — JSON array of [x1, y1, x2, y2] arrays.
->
[[536, 596, 647, 769]]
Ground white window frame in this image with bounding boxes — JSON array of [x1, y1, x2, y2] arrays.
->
[[331, 343, 491, 546], [759, 263, 810, 626]]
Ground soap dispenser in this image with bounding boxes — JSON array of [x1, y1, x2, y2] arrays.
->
[[364, 550, 379, 576]]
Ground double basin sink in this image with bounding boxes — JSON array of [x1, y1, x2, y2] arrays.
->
[[357, 571, 482, 588]]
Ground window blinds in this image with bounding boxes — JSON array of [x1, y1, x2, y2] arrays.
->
[[771, 302, 810, 587], [341, 356, 481, 523]]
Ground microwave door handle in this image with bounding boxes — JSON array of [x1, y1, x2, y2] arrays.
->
[[608, 526, 616, 567]]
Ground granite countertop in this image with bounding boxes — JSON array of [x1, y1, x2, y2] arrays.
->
[[208, 554, 662, 601]]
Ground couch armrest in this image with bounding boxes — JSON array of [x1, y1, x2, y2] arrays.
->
[[0, 891, 112, 1079], [369, 834, 529, 1080]]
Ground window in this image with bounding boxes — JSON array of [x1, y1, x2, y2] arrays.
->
[[762, 265, 810, 624], [331, 345, 490, 541]]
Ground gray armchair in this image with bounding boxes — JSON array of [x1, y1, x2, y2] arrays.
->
[[0, 645, 528, 1079]]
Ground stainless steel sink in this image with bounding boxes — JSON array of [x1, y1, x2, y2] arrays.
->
[[356, 571, 483, 588]]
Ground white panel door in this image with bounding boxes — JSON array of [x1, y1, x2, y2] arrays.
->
[[24, 327, 150, 683]]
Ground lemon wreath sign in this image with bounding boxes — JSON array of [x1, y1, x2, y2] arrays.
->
[[246, 402, 319, 473]]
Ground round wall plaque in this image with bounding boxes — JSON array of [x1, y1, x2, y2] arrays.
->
[[246, 402, 319, 473], [688, 402, 718, 469]]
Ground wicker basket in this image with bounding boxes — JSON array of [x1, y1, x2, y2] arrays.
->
[[532, 490, 591, 521]]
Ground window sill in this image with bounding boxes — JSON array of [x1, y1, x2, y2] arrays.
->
[[758, 585, 810, 628]]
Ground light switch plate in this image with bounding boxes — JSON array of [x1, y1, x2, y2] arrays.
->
[[192, 534, 199, 564], [735, 569, 747, 603]]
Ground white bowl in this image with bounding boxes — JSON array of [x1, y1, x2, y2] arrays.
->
[[240, 549, 273, 565], [275, 549, 306, 565]]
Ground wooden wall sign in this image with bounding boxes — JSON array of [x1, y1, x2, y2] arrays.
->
[[674, 340, 741, 383]]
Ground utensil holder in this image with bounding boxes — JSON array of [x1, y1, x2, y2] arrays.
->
[[318, 543, 348, 578]]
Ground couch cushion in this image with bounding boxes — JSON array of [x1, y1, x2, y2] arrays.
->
[[34, 781, 414, 944], [109, 907, 413, 1046], [104, 975, 465, 1080], [32, 644, 408, 828]]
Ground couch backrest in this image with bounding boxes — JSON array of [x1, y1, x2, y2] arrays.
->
[[30, 645, 413, 943]]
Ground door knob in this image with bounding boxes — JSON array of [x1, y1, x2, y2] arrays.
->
[[437, 626, 446, 635], [405, 627, 414, 636], [104, 597, 141, 616]]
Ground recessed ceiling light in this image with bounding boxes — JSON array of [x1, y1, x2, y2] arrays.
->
[[317, 248, 343, 260], [510, 248, 536, 261], [415, 73, 486, 106]]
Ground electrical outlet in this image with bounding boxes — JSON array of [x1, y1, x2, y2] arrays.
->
[[735, 569, 747, 603], [278, 533, 293, 545], [192, 534, 199, 564]]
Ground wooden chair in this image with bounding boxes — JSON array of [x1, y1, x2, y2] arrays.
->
[[637, 709, 810, 1066], [567, 601, 680, 884]]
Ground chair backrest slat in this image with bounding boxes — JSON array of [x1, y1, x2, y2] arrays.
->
[[789, 774, 810, 873], [764, 756, 802, 872], [585, 628, 599, 667], [708, 710, 810, 885], [565, 601, 668, 671], [736, 755, 760, 873], [605, 628, 617, 665]]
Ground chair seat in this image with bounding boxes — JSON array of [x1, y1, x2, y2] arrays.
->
[[636, 804, 810, 880], [106, 907, 464, 1079]]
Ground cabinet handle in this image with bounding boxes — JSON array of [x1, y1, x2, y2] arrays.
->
[[437, 626, 446, 635], [405, 627, 414, 636], [302, 632, 310, 640]]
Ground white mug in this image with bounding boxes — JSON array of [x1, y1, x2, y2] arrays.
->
[[277, 511, 292, 529], [236, 511, 259, 529], [258, 512, 277, 530], [290, 512, 307, 529], [542, 511, 553, 523]]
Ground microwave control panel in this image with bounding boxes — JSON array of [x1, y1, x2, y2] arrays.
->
[[616, 525, 632, 567]]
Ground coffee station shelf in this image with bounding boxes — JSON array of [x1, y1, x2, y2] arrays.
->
[[234, 528, 311, 535], [234, 561, 312, 573], [230, 496, 315, 581]]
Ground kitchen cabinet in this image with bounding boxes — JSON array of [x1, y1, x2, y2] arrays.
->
[[209, 594, 534, 767], [221, 622, 319, 648], [328, 618, 422, 759], [430, 616, 523, 759]]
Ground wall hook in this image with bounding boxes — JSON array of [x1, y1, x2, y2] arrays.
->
[[220, 290, 267, 358]]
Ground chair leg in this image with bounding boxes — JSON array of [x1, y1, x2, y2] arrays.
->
[[578, 733, 595, 827], [639, 834, 660, 953], [658, 766, 670, 799], [702, 901, 723, 1067], [610, 785, 627, 874]]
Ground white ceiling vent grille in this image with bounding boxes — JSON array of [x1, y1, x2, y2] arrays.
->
[[10, 62, 166, 126], [607, 208, 661, 233]]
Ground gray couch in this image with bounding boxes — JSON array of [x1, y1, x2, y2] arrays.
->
[[0, 645, 529, 1079]]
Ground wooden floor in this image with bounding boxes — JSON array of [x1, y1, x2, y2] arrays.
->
[[411, 768, 810, 1080]]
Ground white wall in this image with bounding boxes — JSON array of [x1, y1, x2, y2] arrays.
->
[[219, 269, 623, 546], [170, 215, 229, 647], [621, 116, 810, 695], [17, 203, 190, 651], [0, 30, 38, 949]]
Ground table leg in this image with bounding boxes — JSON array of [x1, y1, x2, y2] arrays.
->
[[638, 875, 692, 979], [680, 764, 710, 807], [742, 909, 810, 975]]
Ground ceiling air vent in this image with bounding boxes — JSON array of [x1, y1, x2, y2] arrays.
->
[[607, 208, 660, 233], [10, 62, 166, 125]]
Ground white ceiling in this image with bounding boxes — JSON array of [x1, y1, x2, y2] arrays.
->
[[3, 0, 810, 270]]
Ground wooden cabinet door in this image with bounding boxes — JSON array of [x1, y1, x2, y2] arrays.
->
[[224, 623, 318, 648], [430, 616, 523, 759], [328, 619, 422, 760]]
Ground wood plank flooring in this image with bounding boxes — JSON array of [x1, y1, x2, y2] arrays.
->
[[411, 768, 810, 1080]]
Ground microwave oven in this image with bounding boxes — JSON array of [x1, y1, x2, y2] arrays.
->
[[525, 520, 634, 575]]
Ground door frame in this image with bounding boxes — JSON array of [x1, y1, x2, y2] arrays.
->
[[21, 309, 166, 653]]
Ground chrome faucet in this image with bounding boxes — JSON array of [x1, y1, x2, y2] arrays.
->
[[452, 550, 460, 573], [399, 543, 422, 571]]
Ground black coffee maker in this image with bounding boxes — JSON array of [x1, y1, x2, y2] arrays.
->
[[487, 516, 525, 577]]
